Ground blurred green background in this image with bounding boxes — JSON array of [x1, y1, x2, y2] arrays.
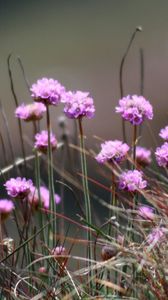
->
[[0, 0, 168, 157]]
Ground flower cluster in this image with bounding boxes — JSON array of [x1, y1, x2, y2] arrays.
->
[[96, 140, 129, 164], [15, 103, 46, 122], [34, 130, 57, 153], [4, 178, 33, 199], [62, 91, 95, 119], [30, 78, 65, 105], [119, 170, 147, 192], [115, 95, 153, 125], [0, 200, 14, 220], [136, 146, 152, 167], [159, 125, 168, 141], [155, 142, 168, 167], [28, 186, 61, 209]]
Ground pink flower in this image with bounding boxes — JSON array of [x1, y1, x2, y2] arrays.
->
[[115, 95, 153, 125], [138, 206, 155, 220], [136, 146, 152, 167], [38, 267, 47, 274], [30, 78, 65, 105], [15, 103, 46, 121], [147, 227, 166, 246], [0, 199, 14, 220], [34, 130, 57, 153], [28, 186, 61, 209], [62, 90, 95, 119], [155, 142, 168, 167], [159, 125, 168, 141], [4, 177, 33, 199], [96, 140, 129, 164], [119, 170, 147, 192], [52, 246, 66, 256]]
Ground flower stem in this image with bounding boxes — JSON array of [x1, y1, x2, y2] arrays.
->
[[33, 121, 47, 245], [108, 168, 116, 237], [133, 125, 137, 168], [46, 105, 56, 248], [78, 118, 93, 289]]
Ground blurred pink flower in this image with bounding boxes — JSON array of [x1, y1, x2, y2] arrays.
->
[[28, 186, 61, 209], [136, 146, 152, 167], [147, 227, 166, 246], [159, 125, 168, 141], [138, 205, 155, 221], [34, 130, 57, 153], [0, 199, 14, 220], [119, 170, 147, 192], [15, 102, 46, 121], [4, 177, 33, 199], [155, 142, 168, 167], [96, 140, 129, 164]]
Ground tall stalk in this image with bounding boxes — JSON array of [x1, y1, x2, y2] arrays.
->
[[78, 118, 93, 288], [119, 26, 142, 143], [46, 105, 56, 248], [33, 122, 46, 245], [7, 54, 27, 172]]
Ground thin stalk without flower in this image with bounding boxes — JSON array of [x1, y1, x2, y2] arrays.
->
[[119, 26, 142, 143]]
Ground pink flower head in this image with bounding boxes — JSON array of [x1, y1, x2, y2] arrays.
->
[[115, 95, 153, 125], [138, 205, 155, 220], [119, 170, 147, 192], [4, 177, 33, 199], [155, 142, 168, 167], [62, 90, 95, 119], [147, 227, 166, 246], [159, 125, 168, 141], [95, 140, 129, 164], [136, 146, 152, 167], [38, 266, 47, 274], [28, 186, 61, 209], [34, 130, 57, 153], [30, 78, 65, 106], [52, 246, 66, 256], [0, 199, 14, 220], [15, 102, 46, 122]]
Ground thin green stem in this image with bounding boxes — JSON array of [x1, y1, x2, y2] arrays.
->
[[133, 125, 137, 168], [7, 54, 27, 173], [108, 169, 116, 237], [46, 105, 56, 248], [78, 118, 93, 290], [33, 121, 46, 245]]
